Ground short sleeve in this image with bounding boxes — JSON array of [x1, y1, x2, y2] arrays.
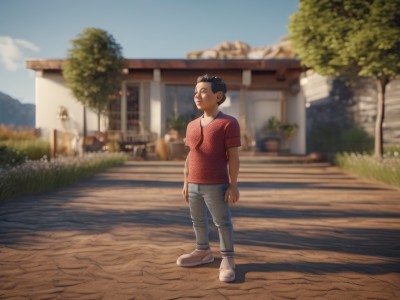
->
[[225, 118, 241, 148]]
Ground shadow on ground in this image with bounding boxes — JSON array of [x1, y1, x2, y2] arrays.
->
[[234, 261, 400, 283], [1, 162, 400, 278]]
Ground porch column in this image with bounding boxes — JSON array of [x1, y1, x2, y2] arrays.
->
[[280, 90, 287, 124], [138, 82, 146, 133], [121, 81, 127, 139], [287, 83, 306, 155], [240, 70, 251, 144], [239, 88, 247, 135], [297, 90, 306, 155], [150, 69, 165, 138]]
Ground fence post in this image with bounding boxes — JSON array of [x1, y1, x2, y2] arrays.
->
[[50, 129, 57, 159]]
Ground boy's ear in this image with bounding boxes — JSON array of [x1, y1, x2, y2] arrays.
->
[[216, 91, 223, 100]]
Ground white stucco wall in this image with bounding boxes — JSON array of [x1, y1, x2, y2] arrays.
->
[[287, 89, 306, 155], [248, 91, 281, 139], [149, 81, 165, 138], [35, 72, 102, 138]]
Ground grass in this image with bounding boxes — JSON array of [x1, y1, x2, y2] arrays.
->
[[335, 149, 400, 188], [0, 139, 50, 161], [0, 152, 127, 202]]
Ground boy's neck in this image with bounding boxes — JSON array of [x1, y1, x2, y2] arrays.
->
[[203, 108, 220, 119]]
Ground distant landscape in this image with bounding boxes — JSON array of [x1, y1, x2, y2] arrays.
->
[[0, 92, 35, 128]]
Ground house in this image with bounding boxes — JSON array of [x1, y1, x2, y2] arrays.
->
[[26, 57, 306, 155]]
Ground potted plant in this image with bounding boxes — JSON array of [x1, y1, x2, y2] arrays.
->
[[167, 115, 186, 140], [281, 124, 298, 152], [263, 117, 281, 154], [281, 123, 298, 152]]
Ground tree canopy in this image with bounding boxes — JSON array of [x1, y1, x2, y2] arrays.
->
[[289, 0, 400, 79], [63, 28, 126, 116], [289, 0, 400, 157]]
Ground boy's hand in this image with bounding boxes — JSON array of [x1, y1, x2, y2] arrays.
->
[[182, 182, 189, 203], [225, 185, 239, 205]]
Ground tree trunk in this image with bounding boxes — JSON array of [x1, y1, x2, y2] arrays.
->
[[374, 77, 388, 158], [97, 112, 101, 132], [83, 105, 87, 153]]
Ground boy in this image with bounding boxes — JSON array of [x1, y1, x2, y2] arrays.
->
[[176, 74, 241, 283]]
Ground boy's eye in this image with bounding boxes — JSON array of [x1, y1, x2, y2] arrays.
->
[[194, 88, 208, 95]]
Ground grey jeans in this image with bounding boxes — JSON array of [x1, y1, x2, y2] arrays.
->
[[188, 183, 234, 256]]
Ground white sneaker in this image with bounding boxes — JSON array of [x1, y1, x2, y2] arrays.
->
[[219, 256, 235, 282], [176, 249, 214, 267]]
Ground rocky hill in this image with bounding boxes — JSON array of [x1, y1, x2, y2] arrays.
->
[[0, 92, 35, 127], [186, 38, 295, 59]]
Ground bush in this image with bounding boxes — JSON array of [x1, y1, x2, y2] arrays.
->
[[341, 127, 374, 153], [0, 139, 50, 161], [0, 152, 127, 202], [0, 146, 26, 168], [308, 123, 373, 154]]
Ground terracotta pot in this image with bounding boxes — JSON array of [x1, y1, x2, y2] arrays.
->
[[264, 140, 280, 155], [169, 129, 182, 141]]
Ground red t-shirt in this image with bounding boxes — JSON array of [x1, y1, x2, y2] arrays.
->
[[185, 112, 241, 184]]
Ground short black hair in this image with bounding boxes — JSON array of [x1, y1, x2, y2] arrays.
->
[[197, 74, 227, 105]]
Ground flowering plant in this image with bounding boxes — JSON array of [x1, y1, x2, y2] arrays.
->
[[0, 152, 127, 202], [335, 149, 400, 188]]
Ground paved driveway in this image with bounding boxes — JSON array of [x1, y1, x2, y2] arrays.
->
[[1, 160, 399, 299]]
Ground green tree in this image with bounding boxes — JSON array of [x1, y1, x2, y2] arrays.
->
[[63, 27, 126, 141], [289, 0, 400, 157]]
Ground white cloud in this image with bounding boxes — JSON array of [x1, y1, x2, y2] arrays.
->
[[0, 36, 40, 71]]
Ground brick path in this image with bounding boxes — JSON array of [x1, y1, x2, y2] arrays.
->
[[1, 160, 399, 299]]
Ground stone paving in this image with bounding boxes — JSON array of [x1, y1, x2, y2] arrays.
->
[[0, 160, 399, 299]]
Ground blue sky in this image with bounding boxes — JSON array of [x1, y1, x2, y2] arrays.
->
[[0, 0, 299, 104]]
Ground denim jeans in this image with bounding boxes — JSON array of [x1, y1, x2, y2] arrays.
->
[[188, 183, 234, 256]]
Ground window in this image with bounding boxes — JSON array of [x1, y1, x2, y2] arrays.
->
[[126, 84, 140, 132], [108, 93, 121, 130], [107, 84, 140, 133], [165, 85, 200, 126]]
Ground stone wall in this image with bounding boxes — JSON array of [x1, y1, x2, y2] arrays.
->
[[340, 76, 399, 146], [306, 74, 400, 153], [382, 78, 400, 144]]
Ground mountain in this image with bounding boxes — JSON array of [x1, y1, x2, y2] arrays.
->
[[0, 92, 35, 127]]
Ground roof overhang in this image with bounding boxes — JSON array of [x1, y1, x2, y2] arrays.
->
[[26, 58, 302, 72]]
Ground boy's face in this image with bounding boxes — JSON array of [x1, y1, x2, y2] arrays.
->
[[194, 82, 221, 111]]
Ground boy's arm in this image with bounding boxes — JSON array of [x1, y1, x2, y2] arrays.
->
[[182, 151, 190, 203], [225, 147, 240, 205]]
